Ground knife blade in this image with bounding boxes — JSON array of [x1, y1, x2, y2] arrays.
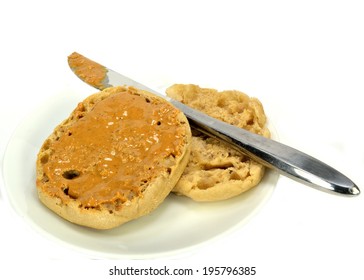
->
[[67, 52, 360, 196]]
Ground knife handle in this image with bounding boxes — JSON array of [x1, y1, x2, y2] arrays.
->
[[172, 100, 360, 196]]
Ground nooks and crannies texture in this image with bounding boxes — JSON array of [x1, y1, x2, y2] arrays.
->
[[166, 84, 270, 201]]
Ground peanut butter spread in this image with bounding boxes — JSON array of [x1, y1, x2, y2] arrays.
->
[[39, 89, 186, 209], [68, 52, 107, 90]]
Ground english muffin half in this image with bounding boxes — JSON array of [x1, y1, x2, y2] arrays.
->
[[36, 86, 191, 229], [166, 84, 270, 201]]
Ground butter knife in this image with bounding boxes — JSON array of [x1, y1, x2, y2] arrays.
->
[[67, 52, 360, 196]]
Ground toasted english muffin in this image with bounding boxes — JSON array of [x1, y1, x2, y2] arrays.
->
[[166, 84, 270, 201], [36, 86, 191, 229]]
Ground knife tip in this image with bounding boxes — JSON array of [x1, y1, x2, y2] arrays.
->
[[67, 52, 108, 90], [349, 185, 360, 196]]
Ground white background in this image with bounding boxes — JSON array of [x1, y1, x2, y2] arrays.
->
[[1, 0, 363, 279]]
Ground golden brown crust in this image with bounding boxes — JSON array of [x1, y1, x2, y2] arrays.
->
[[36, 86, 191, 229], [166, 84, 270, 201]]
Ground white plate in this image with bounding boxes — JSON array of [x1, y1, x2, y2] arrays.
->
[[2, 89, 279, 259]]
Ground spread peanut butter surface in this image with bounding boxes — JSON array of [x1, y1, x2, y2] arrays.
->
[[40, 89, 186, 208], [68, 52, 107, 90]]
